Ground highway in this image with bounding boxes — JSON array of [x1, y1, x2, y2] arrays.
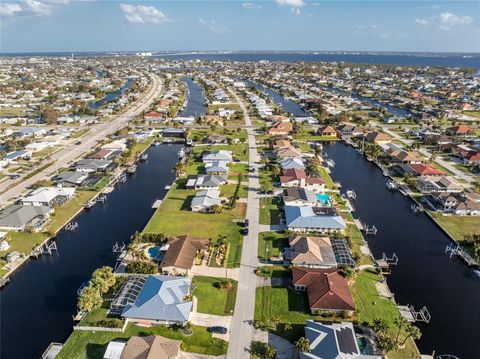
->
[[0, 73, 162, 205]]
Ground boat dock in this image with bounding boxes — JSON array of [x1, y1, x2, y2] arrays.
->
[[41, 342, 63, 359], [397, 305, 431, 323], [445, 243, 478, 267], [152, 199, 163, 209]]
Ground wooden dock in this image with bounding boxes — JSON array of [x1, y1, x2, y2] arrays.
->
[[152, 199, 163, 209]]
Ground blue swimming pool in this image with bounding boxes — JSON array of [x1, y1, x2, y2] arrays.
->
[[316, 193, 331, 206], [147, 246, 161, 260]]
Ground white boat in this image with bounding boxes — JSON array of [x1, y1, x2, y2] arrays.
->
[[140, 153, 148, 161], [177, 147, 186, 158], [346, 190, 356, 200], [386, 180, 398, 190], [127, 165, 137, 174], [326, 159, 335, 168]]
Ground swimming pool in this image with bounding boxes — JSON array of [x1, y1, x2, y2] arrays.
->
[[147, 246, 161, 260], [316, 193, 331, 206]]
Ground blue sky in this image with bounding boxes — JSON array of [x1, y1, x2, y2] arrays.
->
[[1, 1, 479, 53]]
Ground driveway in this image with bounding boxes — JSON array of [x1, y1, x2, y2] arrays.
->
[[190, 297, 232, 341], [253, 330, 296, 359]]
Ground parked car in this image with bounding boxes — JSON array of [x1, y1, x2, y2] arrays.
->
[[208, 326, 227, 334], [75, 141, 82, 145], [9, 174, 20, 180]]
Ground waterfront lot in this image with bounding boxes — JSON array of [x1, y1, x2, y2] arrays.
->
[[57, 324, 228, 359], [192, 276, 237, 316], [143, 181, 245, 267]]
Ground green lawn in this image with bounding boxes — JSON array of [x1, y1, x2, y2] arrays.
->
[[259, 197, 281, 225], [220, 183, 248, 199], [143, 181, 245, 267], [254, 286, 315, 342], [192, 276, 238, 316], [57, 324, 228, 359], [2, 231, 47, 257], [318, 167, 335, 189], [258, 232, 287, 261], [430, 212, 480, 241]]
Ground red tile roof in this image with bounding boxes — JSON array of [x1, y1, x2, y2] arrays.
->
[[409, 163, 444, 176], [292, 267, 355, 311]]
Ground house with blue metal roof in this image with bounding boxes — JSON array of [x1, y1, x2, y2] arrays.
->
[[285, 205, 346, 234], [121, 275, 192, 325]]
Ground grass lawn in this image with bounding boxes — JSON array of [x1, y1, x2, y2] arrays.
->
[[254, 286, 315, 342], [258, 232, 287, 261], [220, 182, 248, 199], [259, 197, 281, 225], [318, 167, 335, 189], [71, 128, 90, 139], [2, 231, 47, 257], [143, 181, 245, 267], [351, 269, 418, 359], [57, 324, 228, 359], [192, 276, 238, 316], [430, 212, 480, 241], [228, 163, 249, 176], [47, 191, 97, 233]]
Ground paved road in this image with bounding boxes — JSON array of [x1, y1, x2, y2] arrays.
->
[[0, 73, 162, 204], [226, 89, 261, 359], [379, 125, 476, 186]]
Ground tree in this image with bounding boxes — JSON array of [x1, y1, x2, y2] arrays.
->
[[394, 316, 410, 344], [372, 318, 389, 336], [377, 336, 398, 353], [77, 286, 102, 312], [401, 324, 422, 346], [210, 204, 223, 214], [90, 266, 116, 294], [174, 162, 185, 178], [295, 337, 311, 353]]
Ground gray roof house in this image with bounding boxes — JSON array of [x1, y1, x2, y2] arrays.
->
[[121, 275, 192, 325], [191, 190, 222, 212], [301, 320, 382, 359], [0, 205, 53, 232], [202, 150, 233, 163], [285, 205, 346, 233], [283, 187, 318, 207], [205, 160, 229, 174], [185, 174, 228, 190], [74, 159, 112, 173], [53, 171, 89, 187], [280, 157, 305, 170]]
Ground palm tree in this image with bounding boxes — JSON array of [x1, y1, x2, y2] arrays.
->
[[174, 162, 185, 178], [394, 316, 410, 344], [295, 337, 311, 353], [372, 318, 389, 336], [401, 324, 422, 346]]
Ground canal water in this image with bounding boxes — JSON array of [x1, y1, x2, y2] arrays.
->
[[244, 79, 311, 117], [324, 142, 480, 359], [88, 78, 133, 110], [179, 77, 207, 117], [0, 144, 180, 359]]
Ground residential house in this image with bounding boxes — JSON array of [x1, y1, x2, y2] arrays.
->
[[120, 275, 193, 325], [4, 150, 32, 163], [74, 159, 113, 173], [301, 320, 382, 359], [202, 150, 233, 163], [434, 192, 480, 215], [203, 134, 228, 144], [388, 150, 426, 164], [284, 206, 346, 233], [417, 176, 463, 193], [160, 236, 210, 275], [292, 268, 355, 314], [285, 236, 337, 268], [267, 121, 293, 136], [21, 187, 75, 206], [317, 125, 337, 137], [280, 157, 305, 170], [0, 205, 53, 232], [280, 169, 325, 193], [395, 163, 444, 177], [446, 124, 475, 137], [115, 335, 181, 359], [274, 146, 302, 160], [283, 187, 318, 207], [53, 171, 89, 187], [205, 160, 229, 174], [365, 131, 392, 145], [335, 123, 357, 138], [191, 190, 222, 212], [185, 175, 228, 190], [270, 139, 293, 150], [162, 128, 185, 138]]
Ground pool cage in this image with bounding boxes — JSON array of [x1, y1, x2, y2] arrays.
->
[[331, 239, 356, 267], [110, 276, 147, 314]]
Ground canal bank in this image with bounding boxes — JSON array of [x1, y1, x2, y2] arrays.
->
[[324, 142, 480, 359], [0, 144, 181, 359]]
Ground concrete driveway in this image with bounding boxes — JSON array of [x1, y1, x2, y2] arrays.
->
[[190, 297, 232, 341]]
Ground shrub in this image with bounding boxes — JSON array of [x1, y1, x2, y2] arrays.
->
[[126, 260, 157, 274]]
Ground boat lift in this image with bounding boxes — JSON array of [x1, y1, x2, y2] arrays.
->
[[386, 180, 398, 190], [375, 253, 399, 274], [97, 194, 107, 203], [445, 243, 478, 267], [65, 221, 78, 231], [112, 242, 126, 253], [31, 240, 58, 258], [397, 305, 431, 323], [346, 190, 357, 201], [364, 224, 378, 235]]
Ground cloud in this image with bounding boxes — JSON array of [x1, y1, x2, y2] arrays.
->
[[120, 3, 170, 24], [415, 12, 472, 31], [242, 2, 261, 10], [415, 18, 429, 25], [276, 0, 305, 7], [438, 12, 472, 30], [24, 0, 53, 16], [0, 3, 23, 17], [198, 18, 228, 33]]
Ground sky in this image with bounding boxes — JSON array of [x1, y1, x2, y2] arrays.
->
[[0, 0, 479, 53]]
